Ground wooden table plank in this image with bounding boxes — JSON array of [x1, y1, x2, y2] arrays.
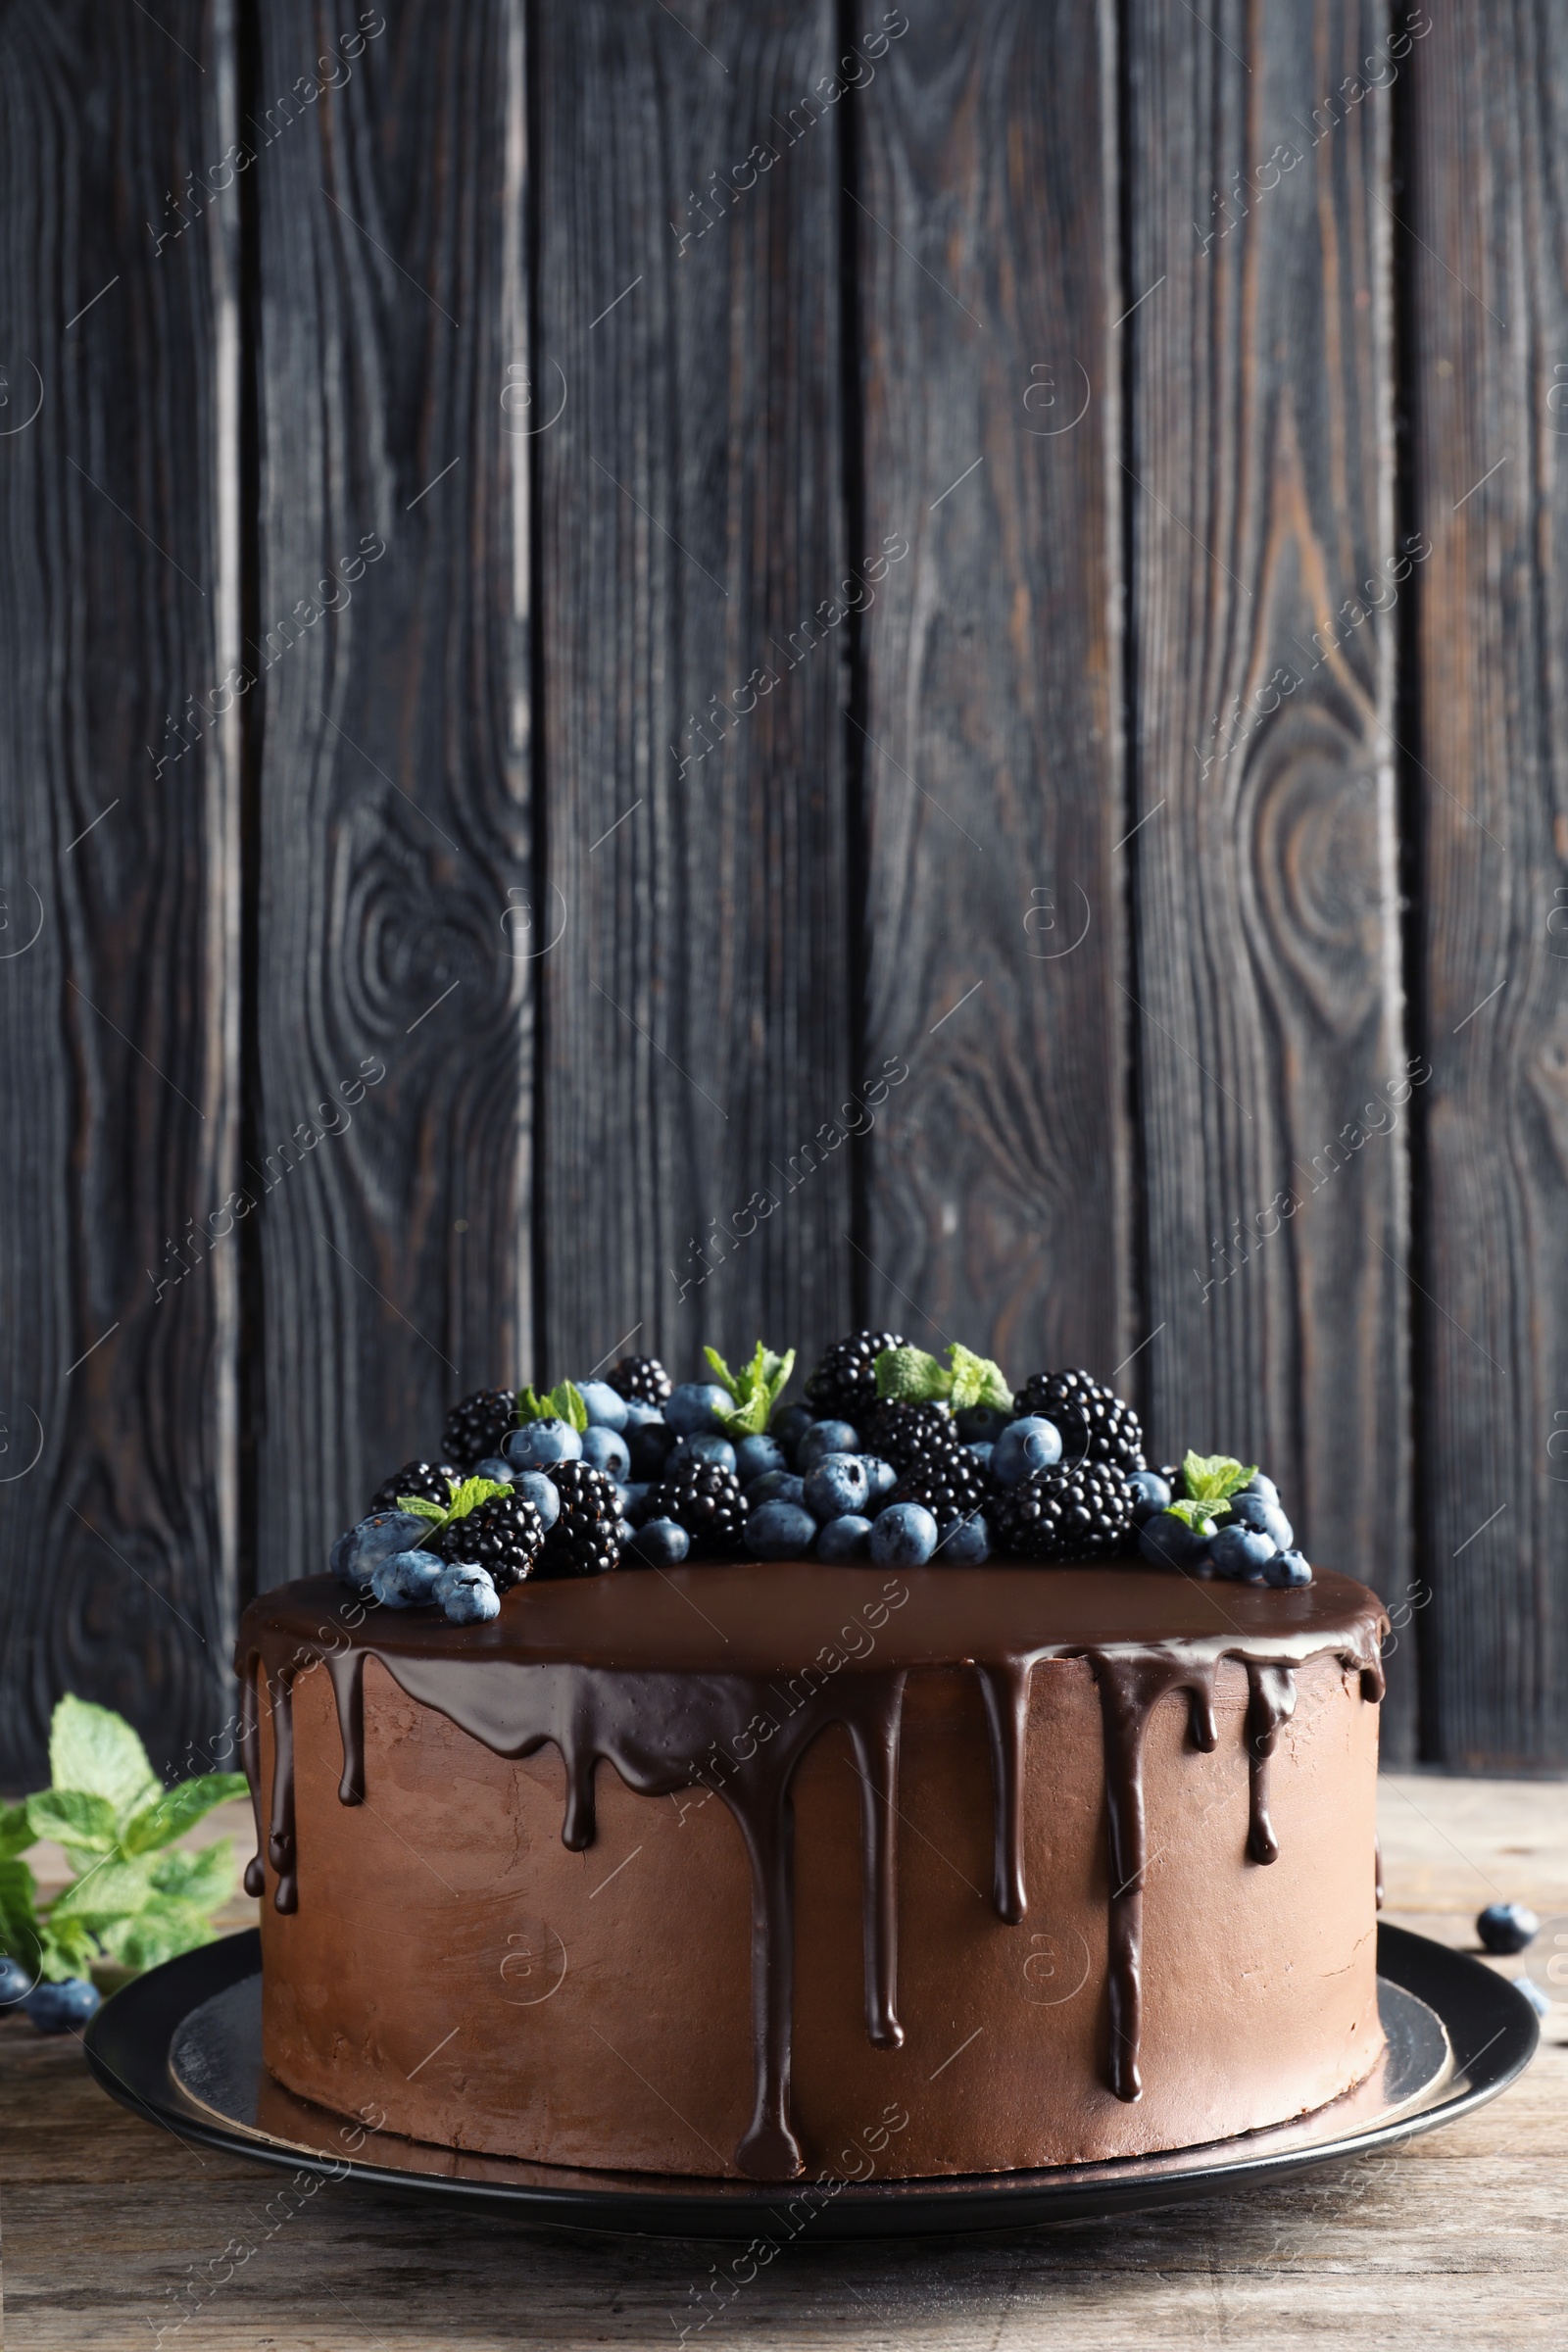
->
[[0, 0, 242, 1784], [1404, 0, 1568, 1768], [535, 0, 856, 1381], [249, 0, 535, 1583], [1, 1771, 1558, 2347], [1122, 0, 1415, 1755], [854, 0, 1135, 1378]]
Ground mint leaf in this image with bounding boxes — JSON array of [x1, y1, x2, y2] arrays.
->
[[515, 1385, 548, 1423], [704, 1347, 739, 1398], [443, 1476, 511, 1526], [49, 1696, 158, 1822], [553, 1381, 588, 1433], [875, 1345, 952, 1403], [710, 1342, 797, 1437], [149, 1838, 235, 1912], [1164, 1498, 1220, 1536], [946, 1344, 1012, 1412], [1180, 1450, 1256, 1508], [25, 1790, 120, 1854], [48, 1856, 159, 1927], [98, 1895, 216, 1971], [121, 1776, 249, 1856], [38, 1917, 97, 1982], [0, 1857, 42, 1976], [0, 1801, 36, 1861], [398, 1494, 449, 1522]]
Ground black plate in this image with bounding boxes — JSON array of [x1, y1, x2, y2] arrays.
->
[[84, 1924, 1536, 2239]]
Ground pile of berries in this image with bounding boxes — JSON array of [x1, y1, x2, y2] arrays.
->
[[328, 1336, 1312, 1615]]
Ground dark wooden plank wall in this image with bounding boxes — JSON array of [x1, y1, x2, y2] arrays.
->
[[0, 0, 1562, 1775], [0, 0, 241, 1785]]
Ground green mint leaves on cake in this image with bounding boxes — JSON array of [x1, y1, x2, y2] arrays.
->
[[373, 1333, 1313, 1599], [0, 1698, 247, 2027], [704, 1343, 796, 1438]]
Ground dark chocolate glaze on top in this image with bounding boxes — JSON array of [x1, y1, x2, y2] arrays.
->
[[236, 1561, 1388, 2180]]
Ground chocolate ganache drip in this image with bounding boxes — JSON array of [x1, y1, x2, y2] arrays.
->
[[237, 1563, 1387, 2180]]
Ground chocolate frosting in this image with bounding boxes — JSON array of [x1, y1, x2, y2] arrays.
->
[[237, 1561, 1387, 2180]]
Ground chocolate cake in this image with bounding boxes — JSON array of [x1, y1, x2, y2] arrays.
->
[[236, 1558, 1389, 2180]]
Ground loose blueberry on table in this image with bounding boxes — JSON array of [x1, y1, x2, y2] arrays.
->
[[334, 1337, 1315, 1618]]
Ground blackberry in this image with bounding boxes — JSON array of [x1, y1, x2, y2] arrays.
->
[[644, 1457, 746, 1557], [605, 1354, 671, 1406], [541, 1460, 623, 1578], [368, 1460, 458, 1515], [991, 1460, 1135, 1562], [432, 1492, 546, 1592], [442, 1387, 516, 1473], [805, 1329, 906, 1422], [862, 1397, 958, 1476], [890, 1449, 990, 1525], [1011, 1368, 1146, 1475]]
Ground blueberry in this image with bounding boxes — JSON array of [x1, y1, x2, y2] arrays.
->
[[369, 1548, 445, 1609], [935, 1513, 991, 1565], [617, 1481, 651, 1522], [433, 1563, 501, 1625], [1126, 1469, 1173, 1526], [1264, 1547, 1313, 1590], [627, 1516, 690, 1567], [1517, 1977, 1551, 2019], [664, 1382, 733, 1437], [746, 1500, 818, 1561], [769, 1403, 814, 1460], [804, 1452, 871, 1521], [861, 1454, 897, 1503], [1208, 1524, 1277, 1581], [473, 1455, 515, 1484], [580, 1426, 631, 1481], [964, 1442, 995, 1471], [329, 1510, 430, 1589], [991, 1416, 1063, 1488], [669, 1432, 738, 1476], [506, 1418, 582, 1468], [798, 1419, 860, 1470], [575, 1380, 629, 1431], [1477, 1902, 1539, 1955], [625, 1416, 676, 1479], [620, 1397, 665, 1432], [511, 1470, 561, 1530], [0, 1955, 33, 2007], [735, 1434, 786, 1486], [1139, 1511, 1208, 1570], [24, 1978, 100, 2034], [1228, 1491, 1295, 1549], [613, 1519, 635, 1548], [868, 1501, 939, 1566], [1242, 1472, 1281, 1504], [746, 1470, 807, 1508], [815, 1513, 873, 1562], [956, 1404, 1011, 1445]]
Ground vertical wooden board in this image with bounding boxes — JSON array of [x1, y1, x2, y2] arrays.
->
[[853, 2, 1132, 1386], [1406, 3, 1568, 1765], [252, 0, 532, 1586], [0, 2, 240, 1782], [535, 0, 856, 1387], [1124, 2, 1413, 1748]]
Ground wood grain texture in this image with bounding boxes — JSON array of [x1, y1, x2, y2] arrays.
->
[[0, 0, 241, 1783], [534, 0, 857, 1386], [1404, 1, 1568, 1767], [1124, 1, 1414, 1751], [4, 1772, 1560, 2347], [250, 0, 533, 1588], [852, 0, 1135, 1384]]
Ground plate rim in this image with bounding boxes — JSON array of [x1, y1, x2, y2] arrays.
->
[[82, 1922, 1539, 2238]]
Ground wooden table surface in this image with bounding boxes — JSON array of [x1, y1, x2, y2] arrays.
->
[[2, 1776, 1561, 2350]]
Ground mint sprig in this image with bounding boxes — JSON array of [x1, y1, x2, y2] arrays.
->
[[1179, 1449, 1257, 1509], [873, 1343, 1011, 1412], [396, 1475, 511, 1531], [516, 1381, 588, 1433], [705, 1342, 796, 1438]]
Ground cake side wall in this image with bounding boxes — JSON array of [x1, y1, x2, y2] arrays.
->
[[256, 1646, 1382, 2177]]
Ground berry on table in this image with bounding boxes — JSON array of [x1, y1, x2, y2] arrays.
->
[[1477, 1902, 1539, 1955], [1228, 1490, 1295, 1550], [627, 1516, 690, 1567], [991, 1461, 1135, 1561], [1139, 1511, 1208, 1570], [746, 1470, 808, 1509], [606, 1354, 672, 1405], [990, 1416, 1063, 1489], [540, 1461, 623, 1577], [441, 1388, 517, 1473], [432, 1492, 547, 1591], [369, 1550, 445, 1609], [433, 1564, 500, 1625], [24, 1978, 101, 2034], [869, 1502, 940, 1567], [330, 1511, 431, 1589], [935, 1514, 992, 1565], [580, 1426, 632, 1482], [735, 1434, 786, 1486], [747, 1500, 818, 1560], [642, 1457, 747, 1556], [1264, 1547, 1312, 1589], [0, 1955, 32, 2007], [861, 1454, 898, 1503], [815, 1513, 873, 1562], [889, 1447, 988, 1527], [1126, 1469, 1172, 1525], [1207, 1524, 1277, 1582]]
